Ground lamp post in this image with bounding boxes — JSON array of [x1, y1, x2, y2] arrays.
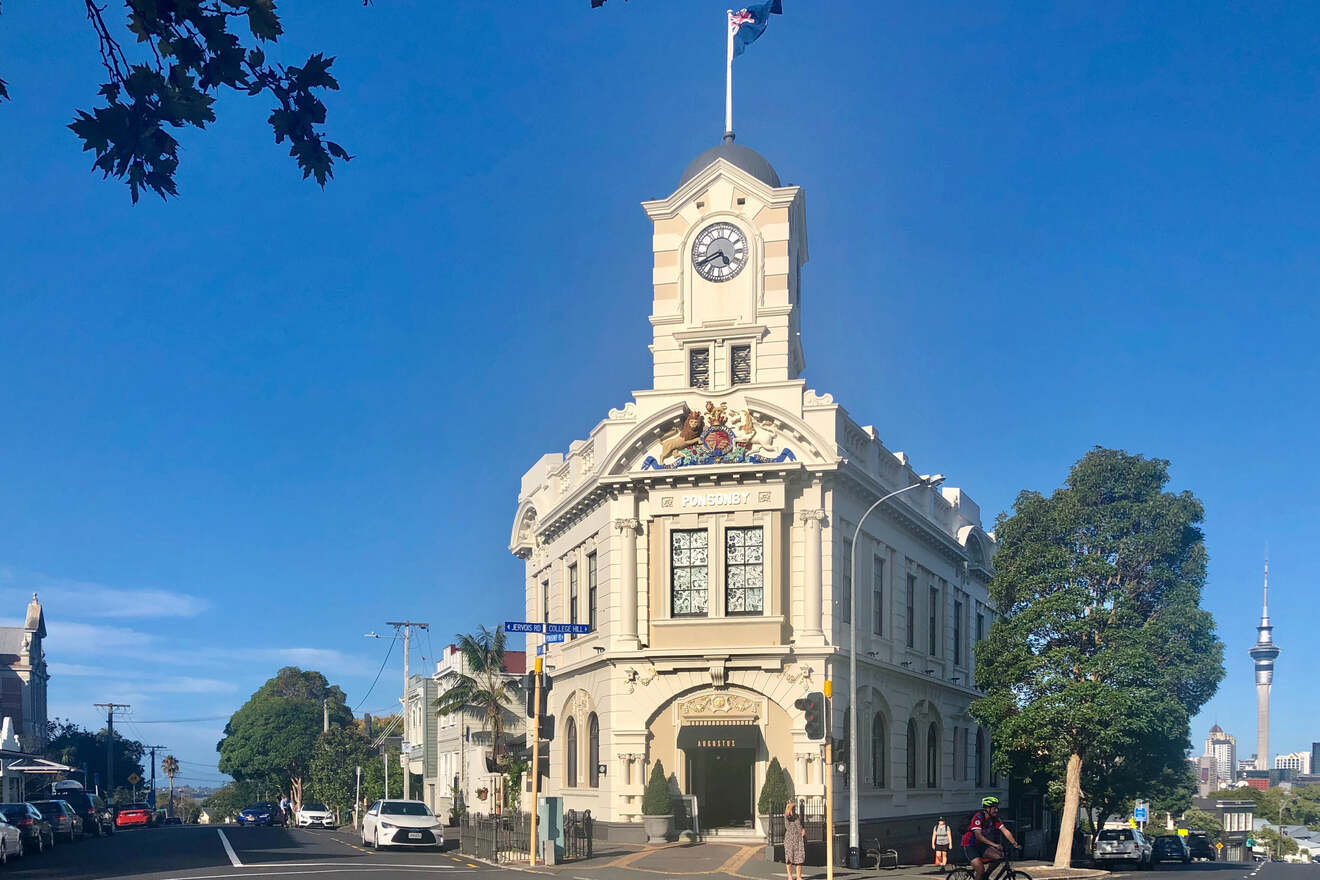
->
[[847, 474, 945, 864]]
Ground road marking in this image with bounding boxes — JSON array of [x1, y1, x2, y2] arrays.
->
[[218, 828, 244, 867]]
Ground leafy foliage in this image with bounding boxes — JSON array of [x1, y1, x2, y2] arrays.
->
[[970, 449, 1224, 865], [43, 718, 146, 795], [0, 0, 352, 202], [642, 759, 672, 815], [432, 626, 524, 761], [201, 779, 262, 821], [306, 725, 373, 818], [1254, 826, 1298, 857], [757, 757, 789, 815], [217, 667, 353, 810], [1180, 807, 1223, 840]]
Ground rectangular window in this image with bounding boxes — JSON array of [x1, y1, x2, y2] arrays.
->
[[725, 527, 764, 614], [587, 552, 598, 632], [840, 540, 852, 624], [689, 347, 710, 390], [976, 611, 985, 643], [569, 562, 579, 638], [730, 344, 752, 385], [954, 599, 963, 666], [928, 586, 939, 656], [671, 529, 709, 616], [906, 574, 916, 648], [872, 556, 885, 636]]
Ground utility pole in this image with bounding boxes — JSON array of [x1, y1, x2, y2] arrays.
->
[[385, 620, 429, 801], [824, 679, 834, 880], [529, 656, 543, 866], [93, 702, 131, 799], [146, 745, 168, 808]]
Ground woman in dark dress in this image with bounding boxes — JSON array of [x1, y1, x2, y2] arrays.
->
[[783, 800, 806, 880]]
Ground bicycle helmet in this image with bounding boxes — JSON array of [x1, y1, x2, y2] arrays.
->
[[982, 796, 1000, 807]]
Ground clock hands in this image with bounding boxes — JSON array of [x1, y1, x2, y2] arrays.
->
[[696, 247, 732, 268]]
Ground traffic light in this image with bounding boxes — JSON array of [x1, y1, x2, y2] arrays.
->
[[796, 691, 825, 740], [525, 672, 552, 717], [538, 714, 555, 742]]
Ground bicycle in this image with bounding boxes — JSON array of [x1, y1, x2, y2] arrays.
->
[[947, 845, 1031, 880], [864, 837, 900, 870]]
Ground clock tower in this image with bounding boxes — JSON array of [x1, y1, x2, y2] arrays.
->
[[641, 134, 808, 393]]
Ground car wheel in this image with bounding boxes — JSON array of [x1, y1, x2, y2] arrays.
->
[[1, 838, 8, 865], [35, 832, 44, 854]]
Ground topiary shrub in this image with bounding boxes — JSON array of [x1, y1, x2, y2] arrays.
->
[[757, 757, 789, 815], [642, 760, 673, 815]]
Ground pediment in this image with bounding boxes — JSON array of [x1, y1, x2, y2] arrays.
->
[[604, 396, 835, 476]]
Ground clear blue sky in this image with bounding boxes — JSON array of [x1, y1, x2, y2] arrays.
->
[[1, 1, 1316, 785]]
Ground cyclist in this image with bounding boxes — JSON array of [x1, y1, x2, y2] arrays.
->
[[961, 796, 1019, 880]]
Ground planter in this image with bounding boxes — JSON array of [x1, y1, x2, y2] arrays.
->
[[758, 813, 773, 838], [642, 813, 673, 844]]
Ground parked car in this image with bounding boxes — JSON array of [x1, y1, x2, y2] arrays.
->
[[0, 814, 22, 863], [1151, 834, 1191, 866], [360, 800, 444, 849], [0, 804, 55, 854], [115, 803, 154, 829], [163, 816, 183, 826], [29, 800, 82, 842], [50, 783, 114, 836], [1095, 827, 1152, 869], [236, 802, 284, 827], [296, 801, 335, 829], [1186, 832, 1216, 861]]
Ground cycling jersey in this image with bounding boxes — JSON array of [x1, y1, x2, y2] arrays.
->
[[960, 811, 1004, 847]]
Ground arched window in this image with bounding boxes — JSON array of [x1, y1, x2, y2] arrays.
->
[[906, 719, 918, 789], [975, 728, 986, 788], [565, 717, 578, 787], [588, 713, 600, 788], [871, 713, 886, 788], [926, 722, 940, 788]]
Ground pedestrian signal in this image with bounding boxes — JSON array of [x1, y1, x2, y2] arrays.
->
[[796, 691, 825, 740]]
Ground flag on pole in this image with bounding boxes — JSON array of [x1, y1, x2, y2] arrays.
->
[[730, 1, 784, 58]]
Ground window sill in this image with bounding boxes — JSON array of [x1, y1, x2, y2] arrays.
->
[[653, 615, 784, 627]]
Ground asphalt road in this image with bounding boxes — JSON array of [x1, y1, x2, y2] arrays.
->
[[0, 824, 504, 880], [1104, 859, 1316, 880]]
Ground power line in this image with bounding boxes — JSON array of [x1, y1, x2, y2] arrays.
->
[[353, 632, 398, 711], [125, 716, 230, 724]]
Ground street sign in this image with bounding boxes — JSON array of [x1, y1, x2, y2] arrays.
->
[[1177, 828, 1189, 837], [545, 623, 590, 635], [1134, 806, 1148, 822], [1215, 843, 1223, 851], [505, 621, 545, 634], [127, 773, 141, 785]]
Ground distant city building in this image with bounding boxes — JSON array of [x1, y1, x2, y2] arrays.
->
[[1195, 755, 1218, 797], [1204, 724, 1238, 789], [1248, 558, 1280, 770], [1240, 756, 1259, 773], [1275, 752, 1311, 774], [0, 594, 48, 751], [1312, 743, 1320, 777]]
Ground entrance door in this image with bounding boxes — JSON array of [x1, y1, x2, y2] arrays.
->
[[688, 748, 755, 828]]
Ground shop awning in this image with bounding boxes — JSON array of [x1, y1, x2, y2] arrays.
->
[[677, 723, 761, 751]]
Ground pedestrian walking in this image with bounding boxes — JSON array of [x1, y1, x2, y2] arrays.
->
[[783, 800, 806, 880], [932, 817, 952, 870], [279, 794, 291, 826]]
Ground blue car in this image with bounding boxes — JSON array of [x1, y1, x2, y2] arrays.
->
[[236, 802, 284, 826]]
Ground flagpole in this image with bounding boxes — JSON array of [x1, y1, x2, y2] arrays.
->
[[725, 10, 734, 135]]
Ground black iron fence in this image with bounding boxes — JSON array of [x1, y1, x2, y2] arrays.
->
[[459, 812, 531, 864], [769, 795, 827, 862], [564, 809, 594, 861]]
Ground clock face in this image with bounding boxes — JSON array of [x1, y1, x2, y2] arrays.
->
[[691, 222, 749, 282]]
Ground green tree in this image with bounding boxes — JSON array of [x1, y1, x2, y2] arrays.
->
[[162, 754, 180, 817], [971, 449, 1224, 867], [359, 741, 403, 802], [0, 1, 351, 202], [1255, 826, 1298, 858], [642, 760, 672, 816], [757, 757, 789, 815], [306, 725, 373, 820], [217, 667, 352, 812], [431, 627, 523, 761], [1180, 807, 1223, 841], [42, 719, 146, 796], [202, 780, 261, 823]]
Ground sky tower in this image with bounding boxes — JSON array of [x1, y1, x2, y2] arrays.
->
[[1248, 556, 1280, 769]]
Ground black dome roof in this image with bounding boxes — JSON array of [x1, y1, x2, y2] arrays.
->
[[679, 134, 781, 188]]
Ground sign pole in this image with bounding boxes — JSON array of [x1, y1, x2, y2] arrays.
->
[[824, 679, 834, 880], [530, 656, 543, 866]]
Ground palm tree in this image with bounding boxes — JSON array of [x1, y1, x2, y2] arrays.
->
[[161, 755, 179, 817], [432, 626, 524, 761]]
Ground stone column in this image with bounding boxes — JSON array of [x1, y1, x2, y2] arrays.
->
[[614, 518, 641, 649], [798, 509, 826, 642]]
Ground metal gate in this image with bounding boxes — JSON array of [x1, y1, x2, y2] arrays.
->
[[564, 809, 594, 861], [769, 797, 827, 862], [460, 812, 531, 864]]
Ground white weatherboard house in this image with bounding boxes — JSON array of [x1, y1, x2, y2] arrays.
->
[[510, 137, 1005, 846]]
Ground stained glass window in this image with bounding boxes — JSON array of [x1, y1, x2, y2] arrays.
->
[[725, 527, 764, 614], [671, 529, 709, 616]]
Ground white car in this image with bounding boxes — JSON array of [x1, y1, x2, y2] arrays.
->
[[1095, 827, 1152, 869], [361, 800, 444, 849], [296, 801, 335, 829], [0, 815, 22, 863]]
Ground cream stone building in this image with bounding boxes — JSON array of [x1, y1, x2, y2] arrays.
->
[[509, 137, 1004, 844]]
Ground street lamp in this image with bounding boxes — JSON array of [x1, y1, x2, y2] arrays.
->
[[847, 473, 945, 864]]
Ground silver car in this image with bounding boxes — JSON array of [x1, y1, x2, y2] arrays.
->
[[1095, 827, 1152, 869]]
